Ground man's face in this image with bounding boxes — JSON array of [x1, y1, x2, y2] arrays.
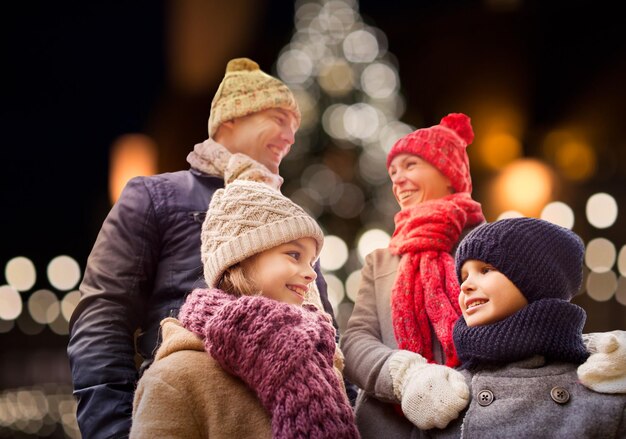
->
[[221, 108, 299, 174]]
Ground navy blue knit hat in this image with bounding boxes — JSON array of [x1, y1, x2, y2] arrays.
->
[[455, 218, 585, 303]]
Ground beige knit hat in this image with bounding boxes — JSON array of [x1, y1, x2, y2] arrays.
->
[[201, 180, 324, 288], [208, 57, 301, 138]]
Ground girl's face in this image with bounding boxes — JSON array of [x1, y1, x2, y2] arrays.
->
[[388, 153, 453, 210], [241, 237, 318, 306], [458, 260, 528, 327]]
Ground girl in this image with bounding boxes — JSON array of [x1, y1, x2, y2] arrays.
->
[[130, 179, 358, 439]]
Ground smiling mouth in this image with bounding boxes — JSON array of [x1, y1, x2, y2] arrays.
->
[[466, 299, 488, 309], [286, 285, 307, 298], [397, 190, 420, 201], [267, 144, 285, 159]]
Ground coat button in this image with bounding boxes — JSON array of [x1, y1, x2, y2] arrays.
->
[[550, 387, 570, 404], [477, 389, 494, 406]]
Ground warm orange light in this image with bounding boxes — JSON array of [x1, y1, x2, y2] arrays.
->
[[109, 134, 158, 204], [466, 103, 525, 171], [541, 129, 596, 181], [491, 159, 555, 217], [479, 132, 523, 170], [555, 141, 596, 181]]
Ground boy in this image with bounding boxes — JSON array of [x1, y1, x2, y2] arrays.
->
[[437, 217, 626, 438]]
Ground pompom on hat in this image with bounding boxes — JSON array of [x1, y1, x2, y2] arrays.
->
[[455, 217, 585, 303], [386, 113, 474, 193], [208, 57, 301, 138], [201, 180, 324, 288]]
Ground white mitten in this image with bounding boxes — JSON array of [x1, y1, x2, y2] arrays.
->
[[389, 350, 469, 430], [578, 330, 626, 394]]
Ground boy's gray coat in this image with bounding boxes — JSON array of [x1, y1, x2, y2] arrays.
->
[[432, 356, 626, 439]]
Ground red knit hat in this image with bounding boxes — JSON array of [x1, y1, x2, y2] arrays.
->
[[386, 113, 474, 193]]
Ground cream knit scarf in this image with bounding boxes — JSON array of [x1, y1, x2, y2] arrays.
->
[[186, 138, 283, 190]]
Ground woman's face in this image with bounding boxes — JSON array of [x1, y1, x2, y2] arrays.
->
[[388, 153, 453, 210]]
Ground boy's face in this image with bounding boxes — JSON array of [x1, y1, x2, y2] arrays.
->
[[388, 153, 453, 210], [458, 260, 528, 327], [241, 238, 318, 306], [219, 108, 299, 174]]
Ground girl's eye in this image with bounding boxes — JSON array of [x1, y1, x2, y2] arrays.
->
[[286, 251, 300, 260], [406, 162, 416, 168], [481, 265, 495, 274]]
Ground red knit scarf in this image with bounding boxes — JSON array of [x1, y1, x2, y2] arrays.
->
[[389, 193, 485, 367]]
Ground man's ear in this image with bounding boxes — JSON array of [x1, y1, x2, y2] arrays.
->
[[213, 119, 234, 141]]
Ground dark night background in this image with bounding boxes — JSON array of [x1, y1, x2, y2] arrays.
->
[[1, 1, 625, 436]]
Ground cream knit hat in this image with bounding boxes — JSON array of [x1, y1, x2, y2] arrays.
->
[[201, 180, 324, 288], [208, 57, 301, 138]]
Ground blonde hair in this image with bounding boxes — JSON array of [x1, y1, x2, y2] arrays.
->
[[218, 262, 260, 297]]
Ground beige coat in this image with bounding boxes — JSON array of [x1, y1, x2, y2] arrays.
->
[[130, 318, 272, 439], [340, 248, 446, 439]]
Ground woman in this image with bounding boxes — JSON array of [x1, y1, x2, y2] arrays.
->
[[341, 113, 482, 438], [340, 113, 626, 438]]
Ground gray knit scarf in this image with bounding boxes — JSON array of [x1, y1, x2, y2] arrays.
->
[[453, 298, 589, 370], [186, 139, 283, 190]]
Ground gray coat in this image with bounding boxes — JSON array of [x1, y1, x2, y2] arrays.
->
[[431, 356, 626, 439]]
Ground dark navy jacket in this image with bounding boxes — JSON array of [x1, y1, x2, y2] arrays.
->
[[67, 168, 338, 439]]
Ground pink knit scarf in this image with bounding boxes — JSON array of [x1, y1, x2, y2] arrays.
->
[[389, 193, 484, 367], [178, 288, 359, 439]]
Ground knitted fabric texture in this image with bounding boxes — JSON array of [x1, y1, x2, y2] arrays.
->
[[208, 57, 301, 138], [455, 217, 585, 303], [386, 113, 474, 193], [389, 193, 485, 367], [186, 138, 283, 189], [178, 288, 359, 439], [201, 180, 324, 288], [454, 298, 589, 370]]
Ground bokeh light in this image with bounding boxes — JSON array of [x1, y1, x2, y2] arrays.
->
[[47, 256, 81, 292], [322, 104, 349, 139], [491, 159, 554, 217], [361, 62, 398, 99], [496, 210, 524, 220], [318, 58, 354, 96], [554, 140, 596, 181], [343, 29, 379, 63], [478, 132, 522, 170], [61, 290, 81, 322], [586, 271, 617, 302], [277, 48, 314, 84], [324, 273, 346, 308], [378, 121, 414, 152], [109, 134, 158, 204], [540, 201, 575, 229], [584, 238, 616, 273], [5, 257, 37, 292], [586, 192, 618, 229], [329, 183, 365, 218], [344, 103, 380, 140], [319, 235, 349, 271], [357, 229, 391, 262], [28, 290, 60, 325], [618, 246, 626, 277], [0, 285, 22, 320], [345, 270, 362, 302]]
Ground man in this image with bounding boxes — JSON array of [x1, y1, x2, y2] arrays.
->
[[68, 58, 337, 439]]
